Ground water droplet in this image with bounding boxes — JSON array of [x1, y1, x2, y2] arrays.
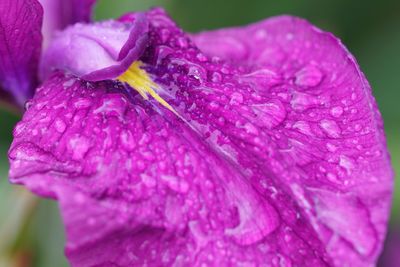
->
[[176, 37, 188, 48], [294, 65, 323, 88], [244, 122, 259, 135], [120, 130, 135, 151], [160, 175, 189, 193], [339, 155, 354, 174], [63, 79, 75, 88], [230, 92, 244, 105], [326, 172, 338, 183], [74, 98, 92, 109], [319, 119, 341, 138], [290, 92, 319, 111], [68, 136, 90, 160], [292, 121, 313, 136], [240, 68, 281, 87], [330, 106, 343, 118], [250, 100, 286, 129], [188, 65, 206, 82], [24, 100, 33, 111], [196, 52, 208, 62], [326, 142, 338, 152], [54, 118, 66, 133], [209, 71, 222, 83], [208, 101, 219, 110], [354, 123, 362, 131]]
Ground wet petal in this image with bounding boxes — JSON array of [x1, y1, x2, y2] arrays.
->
[[9, 73, 301, 266], [40, 13, 148, 81], [9, 8, 393, 267], [0, 0, 42, 106], [39, 0, 96, 48], [142, 9, 393, 266]]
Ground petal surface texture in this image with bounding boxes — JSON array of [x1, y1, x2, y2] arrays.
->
[[40, 13, 149, 81], [0, 0, 43, 106], [9, 8, 393, 267], [39, 0, 96, 48]]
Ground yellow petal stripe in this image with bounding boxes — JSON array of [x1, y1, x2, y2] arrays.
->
[[118, 61, 178, 115]]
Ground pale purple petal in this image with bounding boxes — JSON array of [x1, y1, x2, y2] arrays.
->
[[39, 0, 96, 48], [0, 0, 42, 106], [9, 8, 393, 267], [40, 14, 148, 82]]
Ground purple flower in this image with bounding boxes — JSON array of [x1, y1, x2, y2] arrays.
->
[[1, 1, 394, 266]]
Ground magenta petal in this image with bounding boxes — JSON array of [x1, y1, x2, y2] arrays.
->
[[10, 73, 299, 266], [143, 9, 393, 266], [0, 0, 42, 106], [40, 14, 148, 82], [39, 0, 96, 48]]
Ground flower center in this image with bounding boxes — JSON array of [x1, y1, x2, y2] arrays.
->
[[118, 61, 178, 115]]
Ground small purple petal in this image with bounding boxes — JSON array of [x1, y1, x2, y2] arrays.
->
[[39, 0, 96, 48], [40, 13, 148, 81], [0, 0, 43, 106]]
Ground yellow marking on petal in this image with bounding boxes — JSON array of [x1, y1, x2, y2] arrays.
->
[[117, 61, 178, 116]]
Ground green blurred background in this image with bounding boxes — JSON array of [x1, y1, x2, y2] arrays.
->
[[0, 0, 399, 266]]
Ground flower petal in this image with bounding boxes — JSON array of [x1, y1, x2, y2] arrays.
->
[[9, 8, 393, 267], [39, 0, 96, 48], [141, 9, 393, 266], [9, 73, 326, 266], [40, 13, 148, 81], [0, 0, 42, 106]]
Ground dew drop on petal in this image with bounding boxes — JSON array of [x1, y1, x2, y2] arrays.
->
[[326, 172, 338, 183], [294, 65, 323, 88], [251, 100, 286, 129], [230, 92, 244, 105], [54, 119, 66, 133], [326, 142, 338, 152], [24, 100, 33, 111], [292, 121, 313, 136], [319, 119, 341, 138], [330, 106, 343, 118]]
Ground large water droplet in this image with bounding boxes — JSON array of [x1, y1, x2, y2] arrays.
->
[[290, 92, 322, 111], [330, 106, 343, 118], [319, 119, 341, 138], [54, 118, 66, 133], [250, 99, 286, 129], [292, 121, 313, 136], [240, 68, 281, 87], [339, 155, 354, 174], [326, 142, 338, 152], [230, 92, 244, 105], [24, 100, 33, 111], [68, 135, 90, 160], [294, 65, 323, 88]]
